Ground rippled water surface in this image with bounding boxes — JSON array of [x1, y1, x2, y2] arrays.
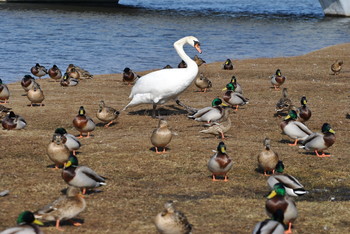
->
[[0, 0, 349, 83]]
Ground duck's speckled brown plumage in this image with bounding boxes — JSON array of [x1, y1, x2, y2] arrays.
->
[[96, 100, 120, 127], [258, 138, 279, 176], [194, 73, 212, 92], [331, 59, 343, 75], [151, 119, 172, 154]]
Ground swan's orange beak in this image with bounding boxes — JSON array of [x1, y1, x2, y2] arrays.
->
[[195, 44, 202, 54]]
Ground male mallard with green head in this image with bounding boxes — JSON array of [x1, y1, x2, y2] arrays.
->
[[222, 76, 242, 94], [270, 69, 286, 90], [1, 211, 43, 234], [31, 63, 47, 79], [222, 58, 233, 70], [47, 133, 70, 169], [62, 155, 106, 195], [73, 106, 96, 138], [207, 141, 233, 181], [266, 183, 298, 234], [34, 186, 86, 231], [268, 160, 307, 197], [96, 100, 120, 127], [151, 119, 173, 154], [1, 111, 26, 130], [257, 138, 279, 176], [280, 110, 312, 146], [188, 97, 226, 123], [223, 83, 249, 111], [297, 96, 311, 122], [154, 200, 192, 234], [299, 123, 336, 157]]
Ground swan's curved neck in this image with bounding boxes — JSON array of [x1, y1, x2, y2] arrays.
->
[[174, 38, 197, 69]]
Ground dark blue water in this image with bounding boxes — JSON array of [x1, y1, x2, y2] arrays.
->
[[0, 0, 349, 83]]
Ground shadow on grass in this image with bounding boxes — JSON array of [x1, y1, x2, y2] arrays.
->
[[127, 105, 188, 117]]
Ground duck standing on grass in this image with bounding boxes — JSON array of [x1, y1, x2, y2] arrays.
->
[[194, 73, 212, 92], [96, 100, 120, 127], [280, 110, 312, 146], [122, 36, 202, 118], [47, 133, 71, 170], [54, 128, 81, 156], [154, 200, 193, 234], [299, 123, 336, 157], [331, 59, 343, 75], [34, 186, 86, 231], [266, 183, 298, 234], [270, 69, 286, 90], [151, 119, 173, 154], [194, 55, 206, 66], [275, 88, 293, 117], [1, 211, 44, 234], [73, 106, 96, 138], [297, 96, 311, 122], [207, 141, 233, 181], [257, 138, 279, 176], [199, 107, 231, 139], [223, 83, 249, 111], [31, 63, 47, 79], [0, 79, 10, 104], [1, 111, 26, 130], [268, 160, 308, 197], [27, 82, 44, 107], [62, 155, 106, 195]]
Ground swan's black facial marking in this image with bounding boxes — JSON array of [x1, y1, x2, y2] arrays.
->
[[194, 40, 200, 46]]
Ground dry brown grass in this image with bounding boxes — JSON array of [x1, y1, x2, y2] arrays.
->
[[0, 43, 350, 233]]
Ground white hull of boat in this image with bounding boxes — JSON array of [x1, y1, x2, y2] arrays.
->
[[319, 0, 350, 16]]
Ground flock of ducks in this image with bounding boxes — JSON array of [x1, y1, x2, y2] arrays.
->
[[0, 36, 342, 233]]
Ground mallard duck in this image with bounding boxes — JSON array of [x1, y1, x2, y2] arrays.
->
[[154, 200, 192, 234], [21, 75, 37, 92], [67, 67, 80, 79], [275, 88, 294, 117], [151, 119, 173, 154], [222, 59, 233, 70], [27, 82, 44, 106], [280, 110, 312, 146], [268, 160, 307, 197], [0, 79, 10, 104], [257, 138, 279, 176], [122, 36, 202, 118], [122, 67, 139, 85], [48, 64, 62, 81], [188, 98, 225, 123], [62, 155, 106, 194], [1, 111, 26, 130], [223, 83, 249, 111], [0, 104, 11, 119], [34, 186, 86, 231], [31, 63, 47, 79], [66, 64, 93, 79], [266, 183, 298, 234], [199, 108, 231, 139], [252, 209, 285, 234], [331, 59, 343, 75], [163, 64, 173, 69], [296, 96, 311, 122], [208, 141, 233, 181], [54, 128, 81, 156], [1, 211, 43, 234], [178, 60, 187, 68], [193, 55, 206, 66], [299, 123, 336, 157], [222, 76, 243, 94], [47, 133, 70, 169], [270, 69, 286, 90], [73, 106, 96, 138], [194, 73, 212, 92], [96, 100, 120, 127], [60, 73, 79, 87]]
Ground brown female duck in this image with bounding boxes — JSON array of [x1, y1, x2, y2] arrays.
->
[[151, 119, 173, 154], [96, 100, 120, 127], [257, 138, 279, 176]]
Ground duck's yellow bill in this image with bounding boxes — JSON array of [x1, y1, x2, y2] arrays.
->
[[34, 219, 44, 226], [267, 190, 277, 199]]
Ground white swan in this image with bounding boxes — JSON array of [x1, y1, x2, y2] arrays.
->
[[122, 36, 202, 116]]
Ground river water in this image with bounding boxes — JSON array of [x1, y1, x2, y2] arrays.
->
[[0, 0, 349, 83]]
